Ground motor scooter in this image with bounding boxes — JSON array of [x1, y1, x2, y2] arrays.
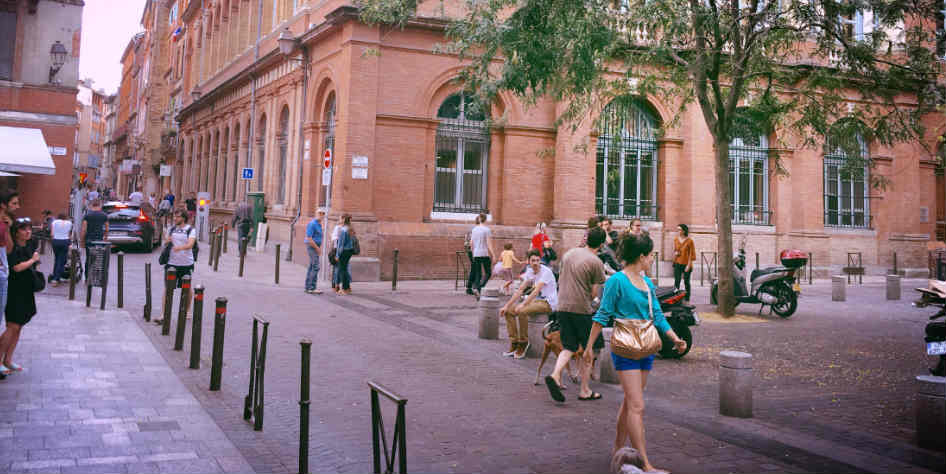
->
[[711, 248, 805, 318], [655, 287, 699, 359], [913, 284, 946, 377]]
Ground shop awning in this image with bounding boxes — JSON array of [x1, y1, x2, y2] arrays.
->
[[0, 127, 57, 175]]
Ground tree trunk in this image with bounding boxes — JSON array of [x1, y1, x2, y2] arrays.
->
[[714, 138, 736, 317]]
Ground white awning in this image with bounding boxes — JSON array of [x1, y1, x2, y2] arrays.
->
[[0, 126, 57, 175], [0, 171, 20, 176]]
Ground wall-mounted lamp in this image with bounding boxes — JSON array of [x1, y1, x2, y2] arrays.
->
[[191, 85, 202, 101], [48, 41, 68, 84]]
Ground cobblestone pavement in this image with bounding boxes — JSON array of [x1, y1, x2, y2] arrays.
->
[[28, 243, 946, 473], [0, 294, 254, 474]]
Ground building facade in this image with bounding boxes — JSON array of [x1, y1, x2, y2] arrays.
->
[[75, 78, 106, 184], [0, 0, 83, 221], [121, 0, 944, 279]]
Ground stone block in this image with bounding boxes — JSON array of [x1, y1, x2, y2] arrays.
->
[[719, 350, 753, 418], [526, 313, 550, 359], [597, 327, 619, 384], [885, 274, 901, 300], [831, 275, 846, 302], [349, 257, 380, 282], [477, 296, 500, 340], [915, 375, 945, 451]]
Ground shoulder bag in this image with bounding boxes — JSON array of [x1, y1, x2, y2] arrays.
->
[[31, 266, 46, 292], [610, 272, 662, 359], [351, 234, 361, 256], [158, 226, 174, 265]]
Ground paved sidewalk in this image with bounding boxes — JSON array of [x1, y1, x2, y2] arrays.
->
[[0, 294, 254, 474]]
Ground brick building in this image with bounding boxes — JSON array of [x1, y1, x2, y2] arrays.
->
[[0, 0, 83, 221], [120, 0, 944, 279], [75, 78, 106, 185]]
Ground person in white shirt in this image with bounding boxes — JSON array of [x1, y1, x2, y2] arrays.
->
[[128, 188, 144, 205], [49, 213, 73, 285], [155, 210, 197, 325], [499, 250, 558, 359], [469, 213, 495, 297]]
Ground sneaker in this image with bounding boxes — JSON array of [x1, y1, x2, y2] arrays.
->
[[502, 343, 518, 357], [5, 362, 23, 372], [514, 341, 530, 359], [304, 289, 315, 294], [312, 289, 323, 295], [466, 288, 475, 295]]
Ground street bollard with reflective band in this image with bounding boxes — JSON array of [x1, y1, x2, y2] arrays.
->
[[162, 268, 177, 336], [68, 247, 78, 301], [208, 228, 216, 265], [116, 252, 124, 308], [213, 231, 222, 271], [190, 286, 204, 369], [275, 244, 281, 284], [143, 262, 152, 321], [392, 249, 399, 292], [210, 298, 227, 391], [223, 225, 229, 253], [299, 339, 312, 474], [174, 275, 192, 351], [239, 238, 247, 277]]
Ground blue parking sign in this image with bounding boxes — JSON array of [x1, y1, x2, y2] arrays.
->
[[241, 168, 254, 180]]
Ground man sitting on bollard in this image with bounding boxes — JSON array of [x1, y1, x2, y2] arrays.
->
[[304, 208, 325, 295], [500, 250, 558, 359], [156, 210, 197, 324]]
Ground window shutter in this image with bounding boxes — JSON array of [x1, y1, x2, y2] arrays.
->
[[0, 10, 16, 80]]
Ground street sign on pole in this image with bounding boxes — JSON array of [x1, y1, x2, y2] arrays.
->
[[323, 149, 331, 169], [241, 168, 254, 180], [321, 169, 331, 185]]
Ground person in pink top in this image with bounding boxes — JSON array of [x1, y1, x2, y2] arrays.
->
[[530, 222, 551, 251]]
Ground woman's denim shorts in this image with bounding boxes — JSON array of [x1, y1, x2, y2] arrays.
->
[[611, 353, 655, 371]]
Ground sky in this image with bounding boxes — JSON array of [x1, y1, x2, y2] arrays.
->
[[78, 0, 147, 95]]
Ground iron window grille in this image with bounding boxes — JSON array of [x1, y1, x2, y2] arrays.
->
[[595, 97, 659, 221], [729, 120, 772, 225], [434, 93, 489, 214], [321, 95, 336, 208], [824, 133, 870, 228]]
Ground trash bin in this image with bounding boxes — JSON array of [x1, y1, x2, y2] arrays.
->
[[247, 192, 265, 242]]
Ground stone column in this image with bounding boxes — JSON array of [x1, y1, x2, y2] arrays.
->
[[719, 350, 753, 418]]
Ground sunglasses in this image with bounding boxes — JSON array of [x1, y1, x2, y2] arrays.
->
[[15, 217, 31, 224]]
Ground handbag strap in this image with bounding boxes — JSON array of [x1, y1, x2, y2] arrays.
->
[[646, 280, 654, 322]]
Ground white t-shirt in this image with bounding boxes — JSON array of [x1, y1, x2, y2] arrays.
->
[[51, 219, 73, 240], [470, 225, 491, 258], [129, 191, 144, 204], [522, 264, 558, 310], [167, 225, 197, 266]]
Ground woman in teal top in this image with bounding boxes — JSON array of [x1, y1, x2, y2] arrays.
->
[[584, 232, 686, 474]]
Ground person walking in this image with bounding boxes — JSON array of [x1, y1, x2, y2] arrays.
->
[[0, 191, 18, 371], [583, 232, 687, 473], [304, 208, 326, 294], [185, 194, 197, 221], [49, 213, 72, 286], [232, 201, 252, 250], [500, 249, 558, 359], [469, 213, 495, 298], [128, 187, 144, 205], [544, 226, 608, 403], [334, 214, 355, 295], [673, 224, 695, 301], [79, 199, 108, 279], [0, 218, 40, 375], [155, 210, 197, 325], [464, 216, 479, 295], [499, 243, 523, 295]]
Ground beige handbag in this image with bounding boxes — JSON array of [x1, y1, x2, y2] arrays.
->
[[610, 272, 662, 359]]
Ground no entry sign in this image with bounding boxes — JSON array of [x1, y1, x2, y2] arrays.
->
[[323, 149, 332, 169]]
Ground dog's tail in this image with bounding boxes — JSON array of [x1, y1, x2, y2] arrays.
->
[[541, 320, 555, 341]]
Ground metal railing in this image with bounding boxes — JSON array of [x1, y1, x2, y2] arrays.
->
[[244, 316, 269, 431], [369, 381, 408, 474]]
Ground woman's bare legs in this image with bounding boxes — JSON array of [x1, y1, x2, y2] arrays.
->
[[0, 322, 22, 367], [617, 369, 662, 471], [613, 369, 649, 453]]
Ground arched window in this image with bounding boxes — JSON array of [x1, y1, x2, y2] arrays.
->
[[256, 115, 266, 193], [277, 106, 290, 204], [595, 97, 658, 220], [221, 128, 229, 201], [729, 114, 770, 225], [321, 93, 336, 208], [824, 123, 870, 228], [434, 92, 489, 213], [231, 124, 240, 201], [211, 130, 220, 197]]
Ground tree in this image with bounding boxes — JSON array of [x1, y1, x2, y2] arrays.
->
[[360, 0, 943, 315]]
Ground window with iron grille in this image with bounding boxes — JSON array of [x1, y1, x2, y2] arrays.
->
[[595, 97, 659, 220], [824, 130, 870, 228], [321, 94, 335, 208], [729, 116, 771, 225], [434, 93, 489, 213]]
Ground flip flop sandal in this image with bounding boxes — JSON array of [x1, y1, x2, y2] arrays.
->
[[578, 392, 602, 401], [6, 363, 23, 372], [544, 375, 565, 403]]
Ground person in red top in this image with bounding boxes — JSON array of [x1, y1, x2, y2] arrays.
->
[[530, 222, 551, 251]]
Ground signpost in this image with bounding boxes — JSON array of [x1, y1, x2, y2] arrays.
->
[[241, 168, 255, 180]]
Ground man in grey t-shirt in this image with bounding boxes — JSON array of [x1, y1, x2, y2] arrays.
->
[[469, 213, 494, 297]]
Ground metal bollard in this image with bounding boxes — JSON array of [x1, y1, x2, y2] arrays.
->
[[392, 249, 399, 292], [915, 375, 945, 451], [239, 238, 247, 277], [208, 228, 217, 265], [190, 286, 204, 369], [298, 339, 312, 474], [116, 251, 124, 308], [68, 247, 78, 301], [143, 262, 152, 321], [831, 275, 846, 302], [477, 288, 500, 339], [886, 274, 901, 300], [808, 252, 813, 284], [162, 268, 177, 336], [893, 252, 898, 275], [213, 232, 221, 272], [597, 327, 619, 384], [275, 244, 281, 284], [174, 275, 192, 351], [209, 297, 227, 391], [719, 351, 753, 418], [223, 225, 229, 253]]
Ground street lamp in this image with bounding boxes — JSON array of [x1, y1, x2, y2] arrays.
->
[[48, 41, 68, 83], [277, 28, 297, 57], [191, 85, 202, 102]]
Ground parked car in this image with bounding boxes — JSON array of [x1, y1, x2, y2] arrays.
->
[[103, 201, 159, 252]]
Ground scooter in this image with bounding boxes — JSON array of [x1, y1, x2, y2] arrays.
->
[[913, 286, 946, 377], [711, 248, 805, 318], [655, 287, 699, 359]]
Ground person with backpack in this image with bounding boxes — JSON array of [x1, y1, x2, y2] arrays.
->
[[155, 210, 196, 324], [334, 214, 356, 295]]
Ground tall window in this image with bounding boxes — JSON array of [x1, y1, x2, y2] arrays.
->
[[231, 125, 240, 200], [434, 92, 489, 213], [256, 116, 266, 192], [0, 6, 15, 81], [937, 0, 945, 59], [729, 115, 770, 225], [321, 94, 336, 208], [277, 106, 290, 204], [824, 127, 870, 228], [595, 97, 659, 220], [221, 128, 229, 201], [211, 131, 219, 197]]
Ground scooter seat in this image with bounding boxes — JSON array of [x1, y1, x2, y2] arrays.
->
[[655, 287, 679, 299], [750, 266, 789, 281]]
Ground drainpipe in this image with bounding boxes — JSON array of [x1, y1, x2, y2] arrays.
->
[[287, 43, 309, 263]]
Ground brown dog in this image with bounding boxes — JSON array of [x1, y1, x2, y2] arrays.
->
[[533, 321, 596, 386]]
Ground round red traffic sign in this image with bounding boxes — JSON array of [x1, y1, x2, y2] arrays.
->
[[323, 149, 332, 169]]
